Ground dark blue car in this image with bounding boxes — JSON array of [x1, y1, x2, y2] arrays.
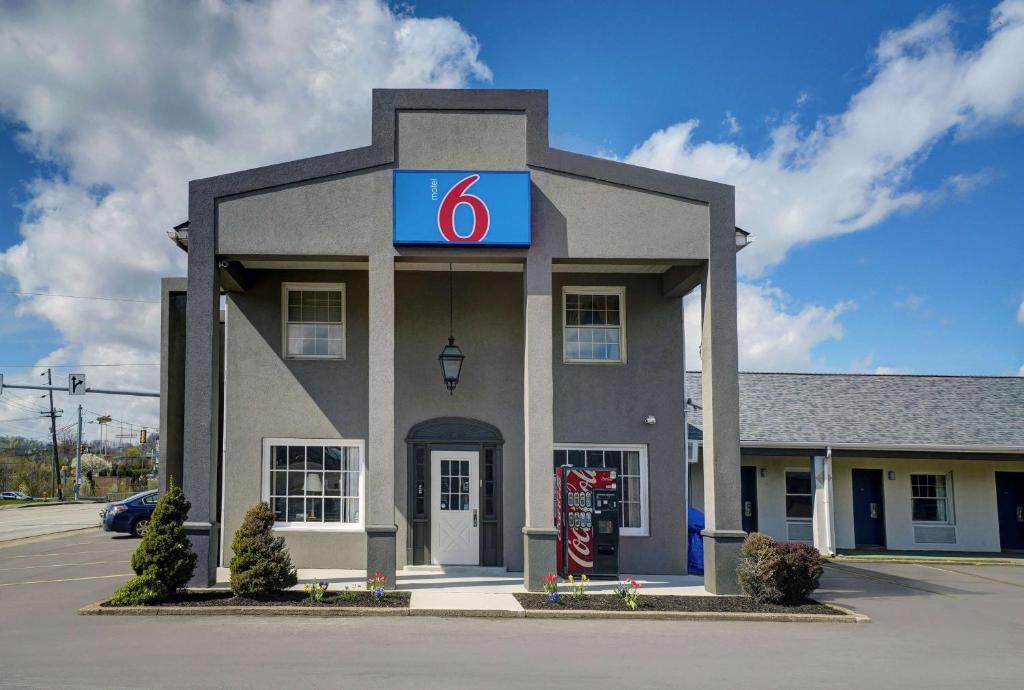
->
[[101, 490, 158, 537]]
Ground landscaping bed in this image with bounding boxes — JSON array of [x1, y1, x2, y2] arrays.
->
[[515, 593, 842, 616], [100, 589, 410, 609]]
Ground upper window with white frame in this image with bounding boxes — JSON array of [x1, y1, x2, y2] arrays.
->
[[282, 283, 345, 359], [563, 286, 626, 363], [553, 445, 648, 536], [911, 473, 952, 523], [263, 439, 364, 529], [785, 470, 813, 520]]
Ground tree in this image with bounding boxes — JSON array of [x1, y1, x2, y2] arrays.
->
[[229, 502, 297, 597], [129, 482, 196, 595]]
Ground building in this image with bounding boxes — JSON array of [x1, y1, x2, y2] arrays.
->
[[687, 372, 1024, 554], [159, 89, 748, 592]]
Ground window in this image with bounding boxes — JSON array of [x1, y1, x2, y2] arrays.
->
[[785, 470, 813, 520], [553, 445, 648, 536], [262, 439, 364, 529], [282, 283, 345, 359], [563, 286, 626, 363], [911, 474, 952, 523]]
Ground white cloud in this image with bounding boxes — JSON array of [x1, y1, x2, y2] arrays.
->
[[722, 111, 741, 136], [850, 354, 913, 375], [684, 283, 850, 372], [0, 0, 489, 438], [624, 1, 1024, 274], [1017, 299, 1024, 324]]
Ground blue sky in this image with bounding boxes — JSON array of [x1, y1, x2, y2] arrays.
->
[[0, 0, 1021, 438]]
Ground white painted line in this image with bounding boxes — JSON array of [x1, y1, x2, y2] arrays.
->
[[0, 572, 133, 587], [0, 560, 130, 572], [8, 548, 132, 559]]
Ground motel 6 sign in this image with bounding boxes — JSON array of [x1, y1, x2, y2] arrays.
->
[[393, 170, 531, 247]]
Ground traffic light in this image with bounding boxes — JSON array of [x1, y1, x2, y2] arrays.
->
[[139, 429, 147, 444]]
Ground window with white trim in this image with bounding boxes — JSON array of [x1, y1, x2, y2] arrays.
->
[[563, 286, 626, 363], [263, 439, 364, 528], [553, 445, 648, 536], [282, 283, 345, 359], [911, 473, 952, 523], [785, 470, 813, 520]]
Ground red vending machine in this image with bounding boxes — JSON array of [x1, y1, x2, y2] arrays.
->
[[555, 466, 620, 579]]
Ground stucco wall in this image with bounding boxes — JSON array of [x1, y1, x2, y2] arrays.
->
[[552, 273, 687, 574], [393, 270, 525, 570], [690, 454, 1018, 553], [396, 111, 527, 169], [221, 269, 370, 568]]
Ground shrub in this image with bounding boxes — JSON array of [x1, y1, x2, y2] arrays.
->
[[229, 502, 297, 597], [110, 573, 167, 606], [129, 482, 196, 597], [737, 532, 823, 605]]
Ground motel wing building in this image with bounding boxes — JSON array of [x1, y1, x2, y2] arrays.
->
[[160, 89, 747, 592]]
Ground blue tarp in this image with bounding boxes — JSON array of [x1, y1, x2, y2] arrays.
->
[[687, 506, 705, 575]]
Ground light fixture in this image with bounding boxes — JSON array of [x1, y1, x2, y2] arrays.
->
[[438, 264, 465, 395], [643, 415, 656, 425], [888, 471, 896, 481], [760, 467, 767, 478]]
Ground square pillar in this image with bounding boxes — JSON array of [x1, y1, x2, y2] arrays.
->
[[366, 252, 397, 586], [700, 186, 745, 595], [522, 255, 556, 591], [181, 188, 220, 587], [812, 453, 836, 556]]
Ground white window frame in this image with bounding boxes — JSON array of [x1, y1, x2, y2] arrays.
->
[[261, 438, 365, 532], [554, 443, 648, 537], [281, 282, 346, 360], [784, 468, 813, 523], [562, 286, 627, 364], [910, 472, 955, 525]]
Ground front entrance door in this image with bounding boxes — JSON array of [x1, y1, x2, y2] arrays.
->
[[430, 450, 479, 565], [852, 469, 886, 548], [741, 466, 758, 533], [996, 472, 1024, 551]]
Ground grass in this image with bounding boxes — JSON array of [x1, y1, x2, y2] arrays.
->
[[0, 499, 38, 508]]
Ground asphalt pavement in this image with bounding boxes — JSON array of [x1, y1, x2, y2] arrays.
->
[[0, 502, 102, 542], [0, 530, 1022, 689]]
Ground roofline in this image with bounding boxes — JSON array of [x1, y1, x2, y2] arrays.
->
[[686, 370, 1023, 380], [739, 440, 1024, 454]]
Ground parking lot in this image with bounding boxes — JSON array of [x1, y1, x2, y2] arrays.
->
[[0, 529, 1022, 689]]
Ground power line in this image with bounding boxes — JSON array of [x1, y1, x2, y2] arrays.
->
[[1, 290, 159, 304]]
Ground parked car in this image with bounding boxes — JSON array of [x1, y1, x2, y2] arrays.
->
[[0, 491, 33, 500], [101, 490, 158, 537]]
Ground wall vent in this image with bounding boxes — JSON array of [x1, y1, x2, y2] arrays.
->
[[786, 522, 813, 542], [914, 525, 956, 545]]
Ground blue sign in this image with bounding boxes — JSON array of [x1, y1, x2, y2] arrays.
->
[[393, 170, 530, 247]]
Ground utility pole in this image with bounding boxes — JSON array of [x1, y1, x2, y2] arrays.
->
[[75, 404, 83, 500], [41, 368, 63, 501]]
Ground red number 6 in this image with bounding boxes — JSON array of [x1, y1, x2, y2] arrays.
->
[[437, 175, 490, 242]]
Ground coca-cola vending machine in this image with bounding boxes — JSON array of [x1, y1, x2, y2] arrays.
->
[[555, 466, 620, 579]]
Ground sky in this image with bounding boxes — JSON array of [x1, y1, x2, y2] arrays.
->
[[0, 0, 1022, 441]]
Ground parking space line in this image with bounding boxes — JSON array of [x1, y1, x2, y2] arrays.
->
[[0, 573, 132, 587], [8, 548, 132, 559], [913, 563, 1024, 589], [825, 562, 959, 598], [0, 560, 130, 572]]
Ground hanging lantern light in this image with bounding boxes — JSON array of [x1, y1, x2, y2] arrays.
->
[[438, 264, 465, 394]]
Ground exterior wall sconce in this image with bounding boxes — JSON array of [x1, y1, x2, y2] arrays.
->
[[888, 471, 896, 480], [760, 467, 767, 478], [643, 415, 656, 425]]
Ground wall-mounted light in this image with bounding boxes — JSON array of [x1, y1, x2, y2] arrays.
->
[[760, 467, 767, 478], [643, 415, 656, 426], [888, 470, 896, 481]]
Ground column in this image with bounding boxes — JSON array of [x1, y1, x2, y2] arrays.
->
[[700, 186, 746, 595], [181, 189, 220, 586], [812, 452, 837, 556], [522, 254, 556, 592], [366, 252, 397, 586]]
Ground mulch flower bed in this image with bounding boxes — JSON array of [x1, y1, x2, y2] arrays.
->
[[100, 590, 411, 609], [514, 593, 842, 616]]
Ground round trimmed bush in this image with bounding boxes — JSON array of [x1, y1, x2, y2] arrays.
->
[[110, 573, 167, 606], [229, 502, 298, 598], [737, 532, 823, 605]]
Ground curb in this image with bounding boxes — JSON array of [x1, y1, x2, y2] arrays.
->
[[829, 557, 1022, 567], [79, 600, 866, 623]]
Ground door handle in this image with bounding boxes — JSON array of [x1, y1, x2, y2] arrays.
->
[[1017, 506, 1022, 523], [473, 509, 478, 527]]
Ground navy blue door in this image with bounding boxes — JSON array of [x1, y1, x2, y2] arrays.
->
[[852, 469, 885, 547], [741, 466, 758, 533], [996, 473, 1024, 551]]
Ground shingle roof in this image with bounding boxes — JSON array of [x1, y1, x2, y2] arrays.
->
[[684, 372, 1024, 451]]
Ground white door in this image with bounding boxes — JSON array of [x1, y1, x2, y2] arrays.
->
[[431, 450, 479, 565]]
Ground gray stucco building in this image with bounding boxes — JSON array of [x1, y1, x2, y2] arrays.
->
[[159, 89, 745, 593]]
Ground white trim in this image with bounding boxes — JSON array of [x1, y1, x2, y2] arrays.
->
[[784, 467, 813, 523], [281, 282, 346, 360], [261, 437, 365, 532], [554, 443, 648, 537], [561, 285, 627, 365]]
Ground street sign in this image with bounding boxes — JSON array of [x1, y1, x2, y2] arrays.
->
[[393, 170, 531, 247], [68, 373, 86, 396]]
